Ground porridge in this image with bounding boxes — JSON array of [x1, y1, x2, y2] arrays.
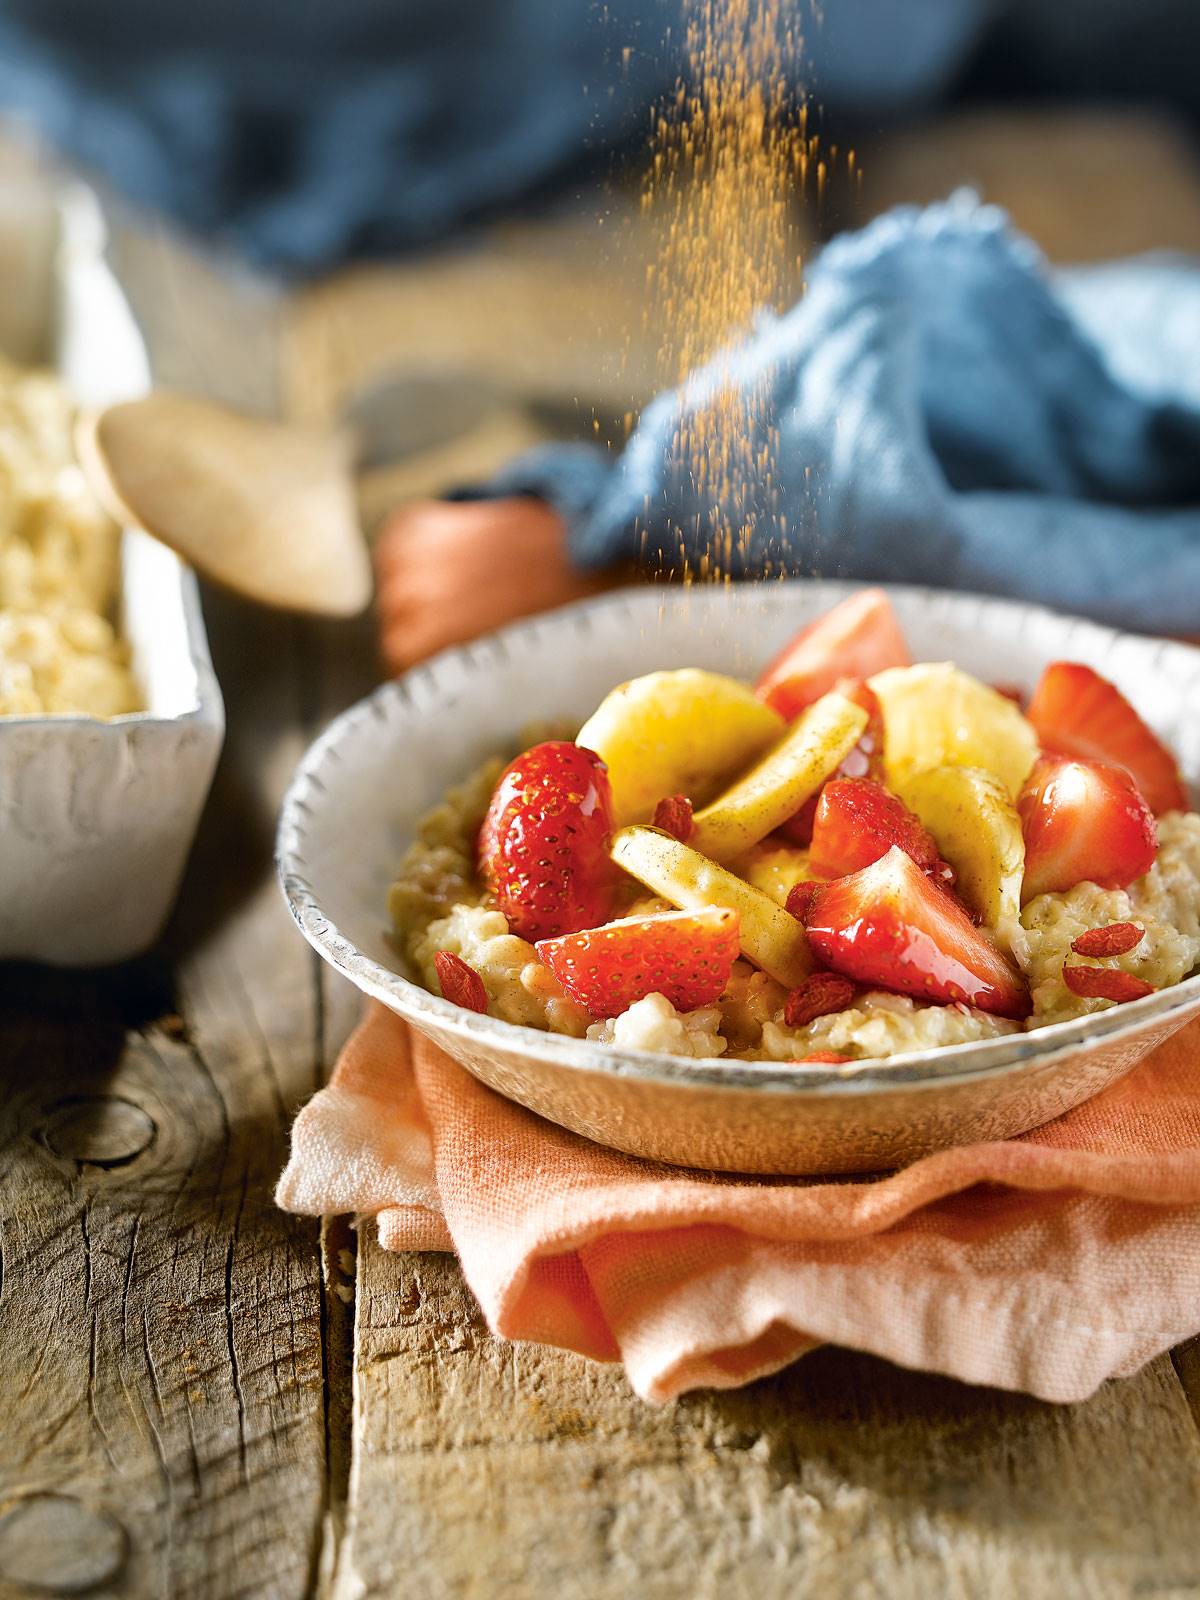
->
[[0, 357, 139, 718], [391, 589, 1198, 1064]]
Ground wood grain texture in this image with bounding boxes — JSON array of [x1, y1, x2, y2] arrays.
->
[[338, 1242, 1200, 1600], [0, 590, 372, 1599]]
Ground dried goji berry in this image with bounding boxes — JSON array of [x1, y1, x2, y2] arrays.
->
[[783, 972, 857, 1028], [434, 951, 489, 1014], [1070, 922, 1145, 958], [653, 793, 694, 842], [1061, 965, 1155, 1003], [992, 683, 1026, 707]]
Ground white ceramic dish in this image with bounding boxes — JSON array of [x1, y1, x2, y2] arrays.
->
[[0, 186, 223, 964], [277, 582, 1200, 1174]]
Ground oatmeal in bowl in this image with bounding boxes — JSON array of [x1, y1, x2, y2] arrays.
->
[[391, 589, 1200, 1069]]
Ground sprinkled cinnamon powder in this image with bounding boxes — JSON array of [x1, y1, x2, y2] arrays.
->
[[638, 1, 834, 580]]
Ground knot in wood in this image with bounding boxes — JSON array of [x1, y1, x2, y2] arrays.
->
[[0, 1493, 128, 1593], [38, 1094, 157, 1169]]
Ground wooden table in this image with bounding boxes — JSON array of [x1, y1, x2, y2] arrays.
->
[[3, 113, 1200, 1598]]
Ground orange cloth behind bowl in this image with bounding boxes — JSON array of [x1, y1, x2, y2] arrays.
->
[[374, 497, 606, 674], [278, 496, 1200, 1402]]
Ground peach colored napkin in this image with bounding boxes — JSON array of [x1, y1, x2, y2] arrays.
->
[[278, 1004, 1200, 1403]]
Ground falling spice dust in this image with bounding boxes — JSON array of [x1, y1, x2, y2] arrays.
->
[[635, 0, 850, 586]]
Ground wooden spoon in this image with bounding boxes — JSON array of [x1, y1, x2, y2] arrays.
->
[[75, 391, 372, 617]]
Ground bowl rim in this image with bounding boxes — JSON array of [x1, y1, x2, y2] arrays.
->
[[276, 579, 1200, 1100]]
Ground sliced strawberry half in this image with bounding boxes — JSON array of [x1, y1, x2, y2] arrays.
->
[[1017, 755, 1157, 902], [536, 907, 740, 1018], [785, 880, 821, 923], [755, 589, 910, 722], [478, 741, 618, 940], [777, 677, 885, 845], [808, 777, 956, 889], [1026, 661, 1188, 815], [802, 846, 1030, 1018]]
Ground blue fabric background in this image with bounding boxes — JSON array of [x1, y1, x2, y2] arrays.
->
[[0, 0, 991, 271], [481, 198, 1200, 633]]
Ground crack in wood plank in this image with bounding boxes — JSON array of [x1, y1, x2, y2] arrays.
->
[[224, 1170, 251, 1487], [1170, 1339, 1200, 1440]]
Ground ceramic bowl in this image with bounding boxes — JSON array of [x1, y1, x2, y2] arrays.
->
[[277, 582, 1200, 1174], [0, 185, 223, 965]]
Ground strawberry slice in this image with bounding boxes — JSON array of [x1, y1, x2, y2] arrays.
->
[[801, 846, 1030, 1018], [756, 589, 910, 722], [785, 880, 821, 922], [1026, 661, 1187, 815], [478, 741, 618, 940], [777, 677, 885, 845], [808, 777, 955, 889], [535, 907, 740, 1018], [1017, 755, 1157, 902]]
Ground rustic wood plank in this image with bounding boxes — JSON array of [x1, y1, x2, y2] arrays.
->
[[338, 1241, 1200, 1600], [307, 608, 388, 1593], [284, 195, 663, 436], [0, 160, 370, 1596], [0, 588, 364, 1598]]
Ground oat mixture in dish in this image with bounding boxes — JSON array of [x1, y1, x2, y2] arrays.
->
[[390, 589, 1199, 1066], [0, 357, 140, 717]]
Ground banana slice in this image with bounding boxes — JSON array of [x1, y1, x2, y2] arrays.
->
[[689, 691, 868, 863], [610, 825, 813, 987], [870, 663, 1038, 799], [900, 764, 1025, 935], [576, 669, 783, 825]]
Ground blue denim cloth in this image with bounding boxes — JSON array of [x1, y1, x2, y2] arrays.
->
[[0, 0, 991, 272], [482, 198, 1200, 633]]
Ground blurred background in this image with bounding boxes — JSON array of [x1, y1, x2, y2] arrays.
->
[[0, 0, 1198, 549]]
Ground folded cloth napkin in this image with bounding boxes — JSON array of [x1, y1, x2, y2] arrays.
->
[[477, 195, 1200, 634], [278, 1003, 1200, 1403]]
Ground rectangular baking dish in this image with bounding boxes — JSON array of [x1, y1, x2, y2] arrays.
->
[[0, 182, 224, 964]]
